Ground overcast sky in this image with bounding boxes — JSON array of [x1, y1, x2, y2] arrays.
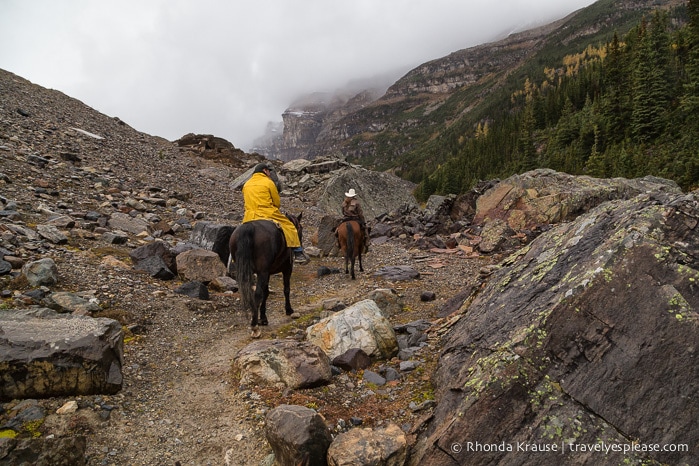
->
[[1, 0, 596, 150]]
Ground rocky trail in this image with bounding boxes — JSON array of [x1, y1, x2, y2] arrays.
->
[[0, 67, 496, 465], [4, 67, 697, 466], [7, 231, 490, 465]]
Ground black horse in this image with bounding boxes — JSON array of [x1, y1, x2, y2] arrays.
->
[[227, 213, 302, 338]]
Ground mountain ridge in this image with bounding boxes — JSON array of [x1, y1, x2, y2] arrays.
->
[[255, 0, 688, 190]]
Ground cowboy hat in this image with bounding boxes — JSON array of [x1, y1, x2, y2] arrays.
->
[[345, 188, 357, 197]]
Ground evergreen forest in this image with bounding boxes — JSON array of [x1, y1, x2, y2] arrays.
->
[[411, 0, 699, 200]]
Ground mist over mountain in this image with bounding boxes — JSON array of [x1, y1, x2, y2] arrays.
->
[[255, 0, 697, 198]]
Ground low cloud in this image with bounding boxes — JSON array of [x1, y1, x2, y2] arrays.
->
[[0, 0, 595, 150]]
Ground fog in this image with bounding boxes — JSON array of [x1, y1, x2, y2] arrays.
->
[[0, 0, 596, 150]]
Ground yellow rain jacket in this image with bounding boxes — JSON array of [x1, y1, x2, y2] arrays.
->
[[242, 172, 301, 248]]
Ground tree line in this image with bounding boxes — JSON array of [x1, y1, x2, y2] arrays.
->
[[414, 1, 699, 200]]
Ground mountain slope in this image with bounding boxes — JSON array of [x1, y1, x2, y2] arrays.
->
[[260, 0, 688, 193]]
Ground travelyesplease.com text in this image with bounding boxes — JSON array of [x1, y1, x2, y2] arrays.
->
[[451, 441, 689, 455]]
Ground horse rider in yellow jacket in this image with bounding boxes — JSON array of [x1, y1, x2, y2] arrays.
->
[[242, 162, 310, 264]]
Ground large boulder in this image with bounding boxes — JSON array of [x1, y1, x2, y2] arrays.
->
[[175, 248, 227, 283], [316, 215, 342, 257], [129, 241, 177, 279], [473, 169, 681, 232], [21, 258, 58, 287], [328, 423, 407, 466], [306, 300, 398, 360], [317, 167, 417, 221], [189, 221, 235, 264], [235, 339, 332, 389], [411, 191, 699, 465], [0, 308, 124, 400], [264, 404, 332, 466]]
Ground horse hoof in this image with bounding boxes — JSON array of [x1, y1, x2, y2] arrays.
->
[[288, 312, 300, 320], [260, 319, 269, 326], [250, 327, 262, 338]]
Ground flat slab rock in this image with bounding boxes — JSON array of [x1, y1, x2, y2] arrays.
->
[[0, 308, 124, 401]]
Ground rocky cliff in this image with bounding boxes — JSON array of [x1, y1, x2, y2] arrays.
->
[[259, 87, 387, 162], [259, 0, 686, 171], [411, 177, 699, 465], [261, 21, 564, 162]]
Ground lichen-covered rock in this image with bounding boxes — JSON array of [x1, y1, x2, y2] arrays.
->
[[473, 169, 681, 232], [413, 191, 699, 466], [0, 308, 124, 401], [477, 218, 517, 253]]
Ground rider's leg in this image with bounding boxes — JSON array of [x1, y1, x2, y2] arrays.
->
[[293, 246, 310, 264]]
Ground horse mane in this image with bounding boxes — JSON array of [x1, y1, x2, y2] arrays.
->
[[284, 212, 303, 246]]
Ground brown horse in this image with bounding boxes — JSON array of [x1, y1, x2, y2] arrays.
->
[[336, 220, 365, 280], [228, 213, 302, 338]]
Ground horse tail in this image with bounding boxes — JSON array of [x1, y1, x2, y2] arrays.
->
[[235, 224, 256, 311], [346, 222, 355, 258]]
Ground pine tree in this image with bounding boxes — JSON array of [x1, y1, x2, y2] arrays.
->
[[518, 102, 538, 172], [602, 32, 630, 143], [681, 0, 699, 124], [631, 14, 671, 143]]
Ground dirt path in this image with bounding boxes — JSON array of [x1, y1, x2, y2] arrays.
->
[[82, 296, 272, 465], [83, 255, 372, 465]]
